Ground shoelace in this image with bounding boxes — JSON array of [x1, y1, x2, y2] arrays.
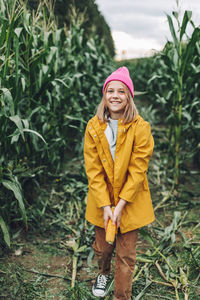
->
[[96, 275, 109, 289]]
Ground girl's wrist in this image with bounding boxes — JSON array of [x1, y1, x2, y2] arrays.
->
[[118, 199, 127, 208], [102, 205, 111, 211]]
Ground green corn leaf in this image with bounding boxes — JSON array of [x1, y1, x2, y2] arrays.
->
[[22, 119, 29, 129], [167, 14, 179, 52], [0, 215, 11, 247], [182, 111, 192, 122], [14, 32, 20, 96], [87, 40, 96, 52], [64, 114, 87, 124], [77, 245, 87, 253], [54, 78, 69, 88], [23, 12, 31, 34], [181, 27, 200, 76], [43, 31, 51, 47], [23, 128, 47, 144], [54, 29, 62, 45], [191, 63, 200, 74], [180, 11, 192, 40], [162, 211, 181, 244], [139, 228, 155, 246], [2, 180, 27, 229], [21, 77, 26, 91], [180, 267, 188, 286], [34, 51, 57, 95], [87, 249, 94, 267], [172, 11, 179, 20], [9, 115, 25, 140], [187, 11, 192, 20], [136, 255, 154, 263], [0, 17, 8, 47], [105, 278, 114, 296], [10, 131, 20, 144], [3, 12, 16, 78], [14, 27, 23, 38], [135, 280, 152, 300], [29, 107, 41, 119], [0, 88, 15, 116]]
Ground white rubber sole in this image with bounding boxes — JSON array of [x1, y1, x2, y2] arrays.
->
[[92, 285, 107, 297]]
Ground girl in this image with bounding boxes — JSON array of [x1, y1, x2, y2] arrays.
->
[[84, 67, 155, 300]]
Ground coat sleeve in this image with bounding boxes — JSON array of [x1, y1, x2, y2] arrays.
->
[[119, 120, 154, 203], [84, 123, 111, 208]]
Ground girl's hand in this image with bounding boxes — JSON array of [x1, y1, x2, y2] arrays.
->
[[113, 199, 127, 229], [103, 205, 113, 230]]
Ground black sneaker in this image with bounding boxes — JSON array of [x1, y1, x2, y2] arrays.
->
[[92, 274, 110, 297]]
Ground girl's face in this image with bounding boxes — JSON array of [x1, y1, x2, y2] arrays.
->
[[105, 81, 128, 119]]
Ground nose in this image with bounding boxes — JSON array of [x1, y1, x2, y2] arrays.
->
[[112, 91, 118, 98]]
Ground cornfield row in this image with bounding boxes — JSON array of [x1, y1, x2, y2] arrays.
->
[[0, 0, 114, 246]]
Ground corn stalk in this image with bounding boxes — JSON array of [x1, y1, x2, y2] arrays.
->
[[166, 8, 199, 188], [61, 238, 87, 289]]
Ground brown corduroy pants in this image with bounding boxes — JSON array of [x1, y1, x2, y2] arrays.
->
[[92, 226, 138, 300]]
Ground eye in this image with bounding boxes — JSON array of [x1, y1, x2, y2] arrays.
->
[[119, 90, 125, 93]]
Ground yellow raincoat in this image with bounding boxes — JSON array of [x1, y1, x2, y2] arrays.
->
[[84, 114, 155, 233]]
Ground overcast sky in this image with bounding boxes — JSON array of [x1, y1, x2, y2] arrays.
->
[[95, 0, 200, 59]]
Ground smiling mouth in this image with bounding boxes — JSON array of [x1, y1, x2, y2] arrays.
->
[[110, 100, 121, 104]]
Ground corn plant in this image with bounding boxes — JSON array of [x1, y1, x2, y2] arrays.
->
[[147, 6, 200, 191], [167, 8, 200, 187]]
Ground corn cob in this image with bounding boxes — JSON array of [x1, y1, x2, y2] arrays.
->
[[106, 207, 116, 244]]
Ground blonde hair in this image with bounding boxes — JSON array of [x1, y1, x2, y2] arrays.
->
[[96, 82, 138, 124]]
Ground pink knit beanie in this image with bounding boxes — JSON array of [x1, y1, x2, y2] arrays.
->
[[103, 66, 134, 98]]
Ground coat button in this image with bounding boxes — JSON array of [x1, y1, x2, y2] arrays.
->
[[89, 127, 91, 130], [94, 134, 96, 138], [103, 159, 106, 162]]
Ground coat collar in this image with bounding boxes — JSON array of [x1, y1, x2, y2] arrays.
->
[[91, 113, 140, 130]]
